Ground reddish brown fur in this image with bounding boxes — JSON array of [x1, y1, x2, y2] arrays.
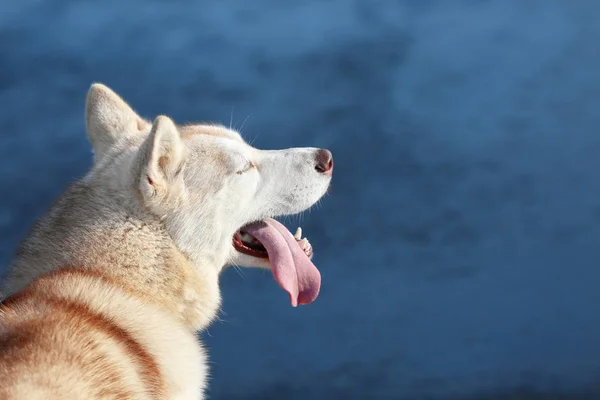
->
[[0, 267, 167, 399]]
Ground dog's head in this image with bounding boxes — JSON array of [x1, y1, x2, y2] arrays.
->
[[85, 84, 332, 306]]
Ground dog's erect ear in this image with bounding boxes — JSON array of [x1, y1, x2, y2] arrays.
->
[[139, 116, 187, 203], [85, 83, 148, 162]]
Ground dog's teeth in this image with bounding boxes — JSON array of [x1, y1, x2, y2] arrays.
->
[[294, 227, 302, 240], [300, 238, 309, 248]]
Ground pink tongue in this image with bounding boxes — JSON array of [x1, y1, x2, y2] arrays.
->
[[243, 218, 321, 307]]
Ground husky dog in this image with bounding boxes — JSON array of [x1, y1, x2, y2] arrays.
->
[[0, 84, 333, 399]]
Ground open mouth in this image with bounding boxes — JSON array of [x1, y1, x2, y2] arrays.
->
[[233, 229, 269, 258], [233, 224, 313, 259], [231, 218, 319, 307]]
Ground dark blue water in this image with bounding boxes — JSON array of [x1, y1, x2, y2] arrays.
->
[[2, 1, 600, 398]]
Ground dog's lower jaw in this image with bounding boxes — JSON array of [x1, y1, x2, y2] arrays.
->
[[227, 251, 271, 269]]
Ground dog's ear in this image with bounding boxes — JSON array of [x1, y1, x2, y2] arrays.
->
[[85, 83, 149, 162], [139, 115, 187, 203]]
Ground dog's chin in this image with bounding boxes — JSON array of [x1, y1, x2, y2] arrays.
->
[[228, 249, 271, 269]]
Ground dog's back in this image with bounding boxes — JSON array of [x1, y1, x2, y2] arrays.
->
[[0, 268, 207, 399]]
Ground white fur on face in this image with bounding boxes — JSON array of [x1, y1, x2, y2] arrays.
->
[[250, 147, 331, 218], [163, 131, 331, 270], [83, 84, 330, 272]]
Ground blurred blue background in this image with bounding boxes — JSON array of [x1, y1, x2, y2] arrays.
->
[[2, 1, 600, 399]]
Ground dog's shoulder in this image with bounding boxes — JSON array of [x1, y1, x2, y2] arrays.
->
[[0, 267, 207, 399]]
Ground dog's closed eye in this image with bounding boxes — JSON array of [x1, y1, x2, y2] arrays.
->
[[236, 161, 255, 175]]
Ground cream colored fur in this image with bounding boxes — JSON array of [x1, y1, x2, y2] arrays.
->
[[0, 83, 332, 399]]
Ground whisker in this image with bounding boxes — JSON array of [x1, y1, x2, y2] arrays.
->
[[238, 115, 251, 134], [314, 198, 323, 210], [233, 262, 246, 280], [227, 258, 247, 280], [249, 131, 261, 146], [213, 309, 229, 325]]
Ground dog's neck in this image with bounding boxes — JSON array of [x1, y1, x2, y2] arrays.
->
[[4, 180, 222, 331]]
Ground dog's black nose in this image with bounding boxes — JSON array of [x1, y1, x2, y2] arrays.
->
[[314, 149, 333, 175]]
